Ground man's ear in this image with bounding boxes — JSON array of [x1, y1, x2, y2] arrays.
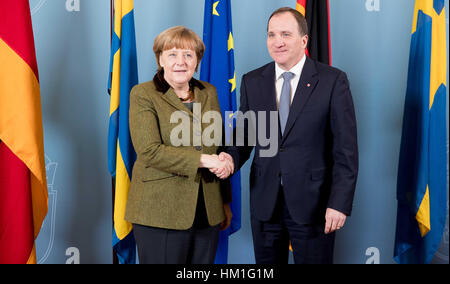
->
[[302, 34, 309, 49]]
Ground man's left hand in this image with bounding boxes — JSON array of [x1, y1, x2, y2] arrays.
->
[[324, 208, 346, 234]]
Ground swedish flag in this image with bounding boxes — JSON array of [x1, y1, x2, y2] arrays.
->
[[107, 0, 138, 264], [200, 0, 241, 264], [394, 0, 447, 264]]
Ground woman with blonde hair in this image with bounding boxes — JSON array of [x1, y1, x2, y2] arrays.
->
[[125, 26, 233, 264]]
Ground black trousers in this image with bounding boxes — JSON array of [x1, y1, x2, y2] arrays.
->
[[133, 186, 220, 264], [251, 188, 335, 264]]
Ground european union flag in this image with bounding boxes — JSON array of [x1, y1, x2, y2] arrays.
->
[[107, 0, 138, 264], [200, 0, 241, 264], [394, 0, 447, 264]]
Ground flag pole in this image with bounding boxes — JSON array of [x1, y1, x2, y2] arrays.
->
[[110, 0, 119, 265]]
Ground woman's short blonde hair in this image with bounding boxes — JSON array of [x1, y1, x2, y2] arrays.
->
[[153, 26, 205, 71]]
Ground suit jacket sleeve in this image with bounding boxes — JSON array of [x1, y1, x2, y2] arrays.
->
[[327, 71, 358, 216], [129, 84, 201, 181], [226, 74, 255, 171], [217, 91, 232, 205]]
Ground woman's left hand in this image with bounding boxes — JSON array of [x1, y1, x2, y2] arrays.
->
[[220, 203, 232, 231]]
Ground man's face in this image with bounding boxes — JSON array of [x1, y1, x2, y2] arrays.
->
[[267, 12, 308, 70]]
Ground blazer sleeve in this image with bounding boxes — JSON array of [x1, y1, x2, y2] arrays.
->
[[215, 88, 232, 205], [225, 74, 255, 171], [129, 84, 201, 181], [327, 71, 359, 216]]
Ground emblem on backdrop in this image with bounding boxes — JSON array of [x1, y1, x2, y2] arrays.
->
[[30, 0, 47, 15], [30, 0, 81, 15], [36, 154, 58, 264]]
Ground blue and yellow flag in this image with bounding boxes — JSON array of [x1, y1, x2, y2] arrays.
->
[[394, 0, 447, 264], [200, 0, 241, 264], [107, 0, 138, 264]]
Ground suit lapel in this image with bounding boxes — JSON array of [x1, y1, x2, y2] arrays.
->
[[160, 88, 194, 117], [193, 85, 208, 120], [259, 62, 282, 144], [282, 57, 319, 142], [260, 63, 278, 112]]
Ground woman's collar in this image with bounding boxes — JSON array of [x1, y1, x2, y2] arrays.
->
[[153, 69, 205, 94]]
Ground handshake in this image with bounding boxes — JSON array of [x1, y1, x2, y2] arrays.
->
[[199, 152, 235, 179]]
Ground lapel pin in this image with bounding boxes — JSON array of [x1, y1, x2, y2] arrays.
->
[[307, 83, 311, 87]]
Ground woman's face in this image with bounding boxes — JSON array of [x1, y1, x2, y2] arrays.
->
[[160, 47, 197, 89]]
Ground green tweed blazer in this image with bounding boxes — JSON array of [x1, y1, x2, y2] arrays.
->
[[125, 74, 231, 230]]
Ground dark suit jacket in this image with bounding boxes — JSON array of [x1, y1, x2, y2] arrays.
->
[[125, 74, 231, 230], [227, 57, 358, 225]]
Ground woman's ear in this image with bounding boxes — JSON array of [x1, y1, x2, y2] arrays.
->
[[159, 53, 164, 68]]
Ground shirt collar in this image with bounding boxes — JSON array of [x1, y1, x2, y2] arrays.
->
[[275, 55, 307, 81]]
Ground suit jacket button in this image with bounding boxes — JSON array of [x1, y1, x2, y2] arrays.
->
[[195, 146, 202, 151]]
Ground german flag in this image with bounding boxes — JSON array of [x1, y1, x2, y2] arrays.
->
[[296, 0, 331, 65], [0, 0, 48, 264]]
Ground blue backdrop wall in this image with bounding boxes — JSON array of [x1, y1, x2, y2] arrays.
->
[[31, 0, 449, 264]]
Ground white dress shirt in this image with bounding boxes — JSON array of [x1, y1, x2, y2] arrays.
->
[[274, 55, 307, 107]]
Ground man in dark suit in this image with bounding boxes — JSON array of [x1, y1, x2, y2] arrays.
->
[[214, 7, 358, 264]]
